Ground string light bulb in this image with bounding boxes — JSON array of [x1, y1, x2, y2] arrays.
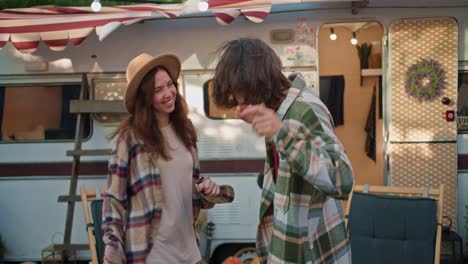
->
[[351, 32, 358, 45], [198, 0, 209, 12], [329, 28, 337, 41], [91, 0, 102, 12]]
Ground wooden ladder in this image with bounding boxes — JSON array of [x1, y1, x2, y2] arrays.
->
[[50, 74, 127, 261]]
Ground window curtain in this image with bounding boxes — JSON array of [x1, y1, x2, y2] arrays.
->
[[61, 84, 81, 135], [365, 85, 376, 161], [319, 75, 345, 126]]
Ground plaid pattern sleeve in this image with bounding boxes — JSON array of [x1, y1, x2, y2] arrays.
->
[[102, 130, 130, 264], [275, 91, 354, 199], [256, 74, 354, 264]]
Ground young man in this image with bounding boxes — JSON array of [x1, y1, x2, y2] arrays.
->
[[213, 38, 354, 263]]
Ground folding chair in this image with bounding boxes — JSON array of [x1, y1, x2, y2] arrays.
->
[[345, 184, 444, 264], [80, 185, 105, 264]]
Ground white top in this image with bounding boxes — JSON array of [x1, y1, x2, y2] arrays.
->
[[146, 125, 201, 264]]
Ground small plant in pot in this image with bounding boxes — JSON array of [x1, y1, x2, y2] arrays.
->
[[356, 42, 372, 69]]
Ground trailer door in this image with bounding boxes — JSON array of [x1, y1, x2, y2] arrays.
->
[[388, 17, 458, 227]]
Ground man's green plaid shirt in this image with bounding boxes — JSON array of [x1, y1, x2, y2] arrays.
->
[[256, 75, 354, 264]]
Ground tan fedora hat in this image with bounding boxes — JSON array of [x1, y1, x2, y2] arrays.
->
[[124, 53, 181, 114]]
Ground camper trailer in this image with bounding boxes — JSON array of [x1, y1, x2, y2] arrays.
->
[[0, 0, 467, 262]]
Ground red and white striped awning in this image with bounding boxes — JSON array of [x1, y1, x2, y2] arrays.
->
[[207, 0, 271, 25], [0, 4, 183, 53], [0, 0, 286, 53]]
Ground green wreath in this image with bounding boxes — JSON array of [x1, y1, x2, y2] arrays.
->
[[405, 58, 446, 102]]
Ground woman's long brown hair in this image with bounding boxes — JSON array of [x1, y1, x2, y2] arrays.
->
[[110, 66, 197, 160]]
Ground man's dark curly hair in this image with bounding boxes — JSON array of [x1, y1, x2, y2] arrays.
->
[[213, 37, 290, 110]]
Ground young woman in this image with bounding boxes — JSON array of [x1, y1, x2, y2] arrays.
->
[[102, 53, 233, 264]]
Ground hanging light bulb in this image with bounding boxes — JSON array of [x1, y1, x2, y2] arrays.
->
[[91, 0, 102, 12], [329, 28, 337, 41], [351, 32, 358, 45], [198, 0, 209, 12]]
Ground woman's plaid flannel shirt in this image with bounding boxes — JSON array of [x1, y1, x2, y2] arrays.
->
[[102, 129, 233, 263]]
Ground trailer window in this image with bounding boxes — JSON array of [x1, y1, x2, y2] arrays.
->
[[92, 78, 128, 123], [203, 79, 236, 119], [0, 84, 90, 142], [458, 71, 468, 133]]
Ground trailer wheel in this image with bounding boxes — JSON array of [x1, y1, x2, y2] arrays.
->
[[210, 243, 256, 264], [233, 247, 257, 263]]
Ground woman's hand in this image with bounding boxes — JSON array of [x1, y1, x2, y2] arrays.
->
[[197, 177, 220, 196]]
